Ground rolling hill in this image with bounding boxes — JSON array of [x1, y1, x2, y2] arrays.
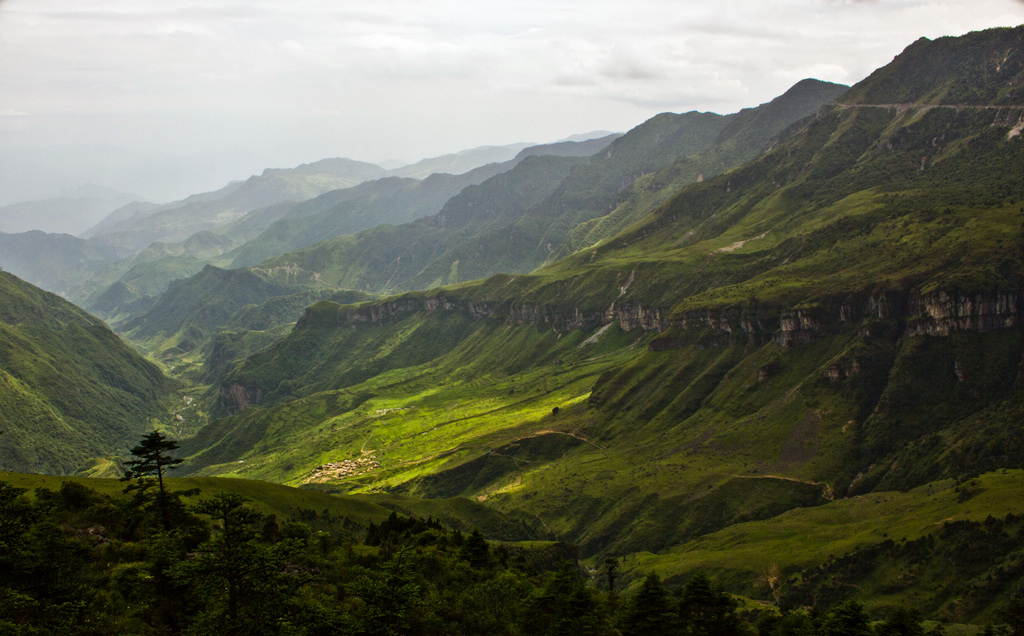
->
[[73, 136, 618, 328]]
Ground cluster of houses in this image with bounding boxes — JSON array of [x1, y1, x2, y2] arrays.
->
[[303, 455, 381, 483]]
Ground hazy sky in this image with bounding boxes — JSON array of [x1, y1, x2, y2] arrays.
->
[[1, 0, 1022, 200]]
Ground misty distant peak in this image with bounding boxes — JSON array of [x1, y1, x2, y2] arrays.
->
[[557, 130, 620, 143]]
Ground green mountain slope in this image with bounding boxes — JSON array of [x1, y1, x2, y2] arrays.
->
[[0, 271, 179, 474], [119, 265, 319, 343], [180, 26, 1024, 601], [116, 264, 375, 376], [228, 167, 512, 269], [626, 469, 1024, 621], [253, 80, 843, 298], [78, 201, 302, 316], [550, 78, 849, 262], [255, 153, 592, 294], [79, 137, 619, 327], [254, 110, 729, 293], [104, 139, 624, 387], [2, 468, 1022, 629], [118, 80, 841, 394], [0, 158, 387, 305], [386, 142, 532, 178], [0, 470, 541, 542], [840, 27, 1024, 105], [229, 135, 622, 270], [89, 163, 569, 383]]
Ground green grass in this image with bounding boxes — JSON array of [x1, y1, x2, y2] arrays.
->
[[183, 272, 1024, 580], [187, 318, 642, 488], [617, 470, 1024, 618]]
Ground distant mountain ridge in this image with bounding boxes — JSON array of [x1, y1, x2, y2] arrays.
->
[[81, 157, 389, 254], [100, 137, 622, 369], [0, 140, 560, 305], [549, 77, 849, 261], [840, 26, 1024, 106], [252, 79, 845, 297], [0, 231, 122, 297], [67, 136, 616, 323], [385, 143, 534, 179], [226, 134, 622, 270], [88, 80, 842, 391], [81, 142, 547, 251], [0, 186, 142, 236]]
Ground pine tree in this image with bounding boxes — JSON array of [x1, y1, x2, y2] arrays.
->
[[604, 557, 620, 594], [621, 573, 679, 636], [1002, 590, 1024, 636], [821, 600, 873, 636], [176, 493, 303, 634], [121, 430, 186, 530], [678, 571, 741, 636], [459, 529, 491, 569]]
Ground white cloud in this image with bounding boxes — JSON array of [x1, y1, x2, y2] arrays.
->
[[0, 0, 1021, 194]]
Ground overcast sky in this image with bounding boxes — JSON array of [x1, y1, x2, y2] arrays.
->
[[0, 0, 1022, 201]]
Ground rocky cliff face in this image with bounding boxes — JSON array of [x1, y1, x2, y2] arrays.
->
[[906, 291, 1019, 336], [298, 288, 1021, 344], [767, 291, 1020, 345], [221, 382, 263, 415], [298, 296, 611, 333], [223, 288, 1020, 414]]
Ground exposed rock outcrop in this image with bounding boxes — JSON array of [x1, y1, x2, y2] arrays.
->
[[297, 289, 1021, 347], [228, 288, 1020, 414], [906, 291, 1019, 336], [221, 383, 263, 415]]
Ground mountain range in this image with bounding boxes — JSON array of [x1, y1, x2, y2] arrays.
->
[[0, 140, 539, 299], [0, 184, 141, 236], [83, 79, 842, 378], [180, 26, 1024, 614], [1, 24, 1023, 623]]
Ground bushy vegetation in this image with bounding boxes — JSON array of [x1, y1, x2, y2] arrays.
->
[[7, 468, 1021, 636]]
